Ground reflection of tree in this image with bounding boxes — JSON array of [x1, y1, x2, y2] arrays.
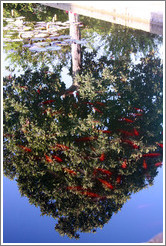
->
[[3, 51, 163, 239], [4, 39, 71, 71], [80, 17, 162, 60], [3, 3, 68, 22], [3, 2, 163, 74]]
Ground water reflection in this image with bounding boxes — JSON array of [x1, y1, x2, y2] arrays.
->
[[3, 5, 163, 240]]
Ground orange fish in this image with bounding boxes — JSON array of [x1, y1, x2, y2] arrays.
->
[[122, 139, 139, 149], [81, 191, 102, 198], [94, 168, 112, 176], [75, 136, 98, 142], [93, 107, 103, 114], [156, 143, 163, 148], [116, 175, 122, 184], [142, 153, 161, 157], [143, 159, 147, 169], [55, 144, 70, 150], [155, 162, 163, 167], [3, 134, 14, 138], [63, 168, 77, 175], [52, 155, 63, 162], [18, 145, 32, 152], [42, 108, 52, 114], [95, 102, 106, 106], [133, 107, 143, 112], [129, 113, 143, 117], [118, 118, 134, 123], [66, 91, 74, 95], [67, 186, 104, 199], [99, 130, 112, 134], [121, 159, 127, 169], [41, 100, 55, 105], [45, 154, 53, 163], [19, 86, 28, 89], [133, 128, 139, 136], [99, 153, 105, 161], [97, 178, 114, 190], [67, 186, 84, 191]]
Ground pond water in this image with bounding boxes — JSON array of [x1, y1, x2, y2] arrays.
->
[[3, 3, 163, 244]]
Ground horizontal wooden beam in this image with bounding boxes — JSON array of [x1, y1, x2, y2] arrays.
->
[[41, 1, 163, 35]]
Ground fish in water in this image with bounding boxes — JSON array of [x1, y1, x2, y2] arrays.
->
[[118, 118, 134, 123], [63, 168, 77, 175], [94, 168, 112, 176], [121, 139, 139, 149], [64, 91, 76, 97], [95, 101, 106, 106], [97, 178, 114, 190], [118, 130, 134, 136], [52, 155, 63, 162], [45, 154, 53, 163], [40, 100, 55, 105], [130, 113, 143, 117], [55, 144, 70, 150], [116, 175, 122, 184], [81, 191, 102, 198], [133, 107, 144, 112], [142, 153, 161, 158], [143, 159, 147, 169], [18, 86, 28, 90], [118, 128, 139, 136], [99, 153, 105, 161], [156, 142, 163, 148], [18, 145, 32, 152], [121, 159, 127, 169], [93, 107, 103, 114], [99, 129, 112, 134], [75, 136, 98, 142], [67, 186, 105, 199], [133, 128, 139, 136], [67, 186, 84, 191], [154, 162, 163, 167], [3, 134, 14, 138]]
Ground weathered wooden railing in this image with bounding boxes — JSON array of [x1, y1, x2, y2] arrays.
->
[[41, 2, 163, 35]]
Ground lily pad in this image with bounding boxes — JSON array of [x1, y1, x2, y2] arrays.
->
[[45, 46, 61, 51]]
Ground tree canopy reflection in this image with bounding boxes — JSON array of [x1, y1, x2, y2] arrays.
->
[[3, 49, 163, 239]]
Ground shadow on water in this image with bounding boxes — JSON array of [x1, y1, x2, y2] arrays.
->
[[3, 3, 163, 240]]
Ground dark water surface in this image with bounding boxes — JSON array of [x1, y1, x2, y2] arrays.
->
[[3, 3, 163, 243]]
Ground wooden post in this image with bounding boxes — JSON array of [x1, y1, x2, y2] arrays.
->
[[69, 12, 81, 86], [61, 12, 81, 96]]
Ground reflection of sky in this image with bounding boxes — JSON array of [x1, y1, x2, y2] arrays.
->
[[3, 166, 163, 243], [3, 51, 73, 89]]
